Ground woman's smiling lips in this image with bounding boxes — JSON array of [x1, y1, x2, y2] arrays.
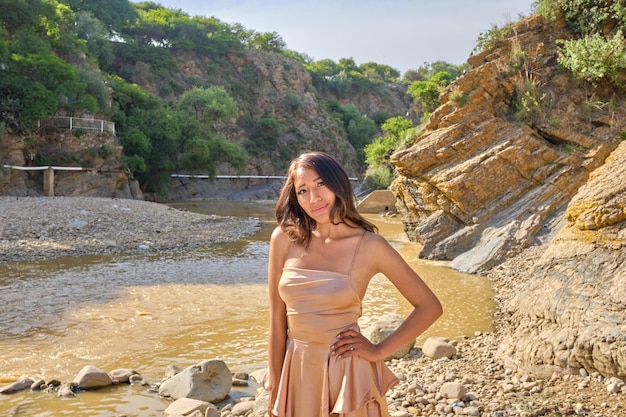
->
[[312, 204, 328, 213]]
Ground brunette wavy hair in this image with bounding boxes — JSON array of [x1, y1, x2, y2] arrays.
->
[[274, 151, 378, 246]]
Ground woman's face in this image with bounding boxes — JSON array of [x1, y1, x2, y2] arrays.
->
[[294, 166, 336, 223]]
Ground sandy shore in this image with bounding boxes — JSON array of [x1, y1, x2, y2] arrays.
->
[[0, 196, 260, 263]]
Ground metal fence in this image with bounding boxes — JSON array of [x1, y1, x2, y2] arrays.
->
[[39, 117, 115, 134]]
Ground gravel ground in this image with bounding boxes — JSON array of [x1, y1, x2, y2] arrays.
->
[[0, 196, 260, 263], [379, 248, 625, 417]]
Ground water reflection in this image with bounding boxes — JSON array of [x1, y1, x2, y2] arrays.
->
[[0, 200, 495, 417]]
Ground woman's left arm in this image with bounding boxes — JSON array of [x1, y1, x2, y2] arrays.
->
[[332, 233, 443, 361]]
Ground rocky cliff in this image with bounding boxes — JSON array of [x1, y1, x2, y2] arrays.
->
[[390, 14, 626, 378], [0, 128, 141, 199], [390, 14, 624, 273], [147, 49, 410, 200]]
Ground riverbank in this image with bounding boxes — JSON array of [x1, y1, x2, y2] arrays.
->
[[379, 246, 626, 416], [0, 196, 260, 263], [1, 197, 624, 416]]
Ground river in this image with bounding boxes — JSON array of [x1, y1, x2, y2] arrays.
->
[[0, 200, 495, 416]]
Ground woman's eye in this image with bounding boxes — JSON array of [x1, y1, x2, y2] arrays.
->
[[297, 189, 307, 195], [317, 181, 325, 187]]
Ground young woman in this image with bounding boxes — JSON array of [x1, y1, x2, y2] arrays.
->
[[266, 151, 442, 416]]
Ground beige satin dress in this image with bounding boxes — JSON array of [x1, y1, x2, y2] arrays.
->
[[272, 232, 398, 417]]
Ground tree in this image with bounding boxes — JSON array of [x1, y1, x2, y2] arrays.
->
[[407, 80, 441, 114], [358, 62, 401, 82], [364, 116, 416, 189], [0, 0, 56, 34], [0, 76, 57, 133], [248, 31, 286, 52], [66, 0, 138, 32], [430, 71, 454, 87], [380, 116, 413, 138], [74, 11, 115, 68], [177, 86, 238, 124], [305, 59, 340, 80], [338, 58, 358, 73]]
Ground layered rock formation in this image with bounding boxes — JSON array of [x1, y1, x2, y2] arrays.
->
[[390, 15, 625, 274], [499, 141, 626, 378], [390, 14, 626, 378]]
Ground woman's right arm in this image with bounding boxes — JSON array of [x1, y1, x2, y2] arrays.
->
[[266, 226, 289, 412]]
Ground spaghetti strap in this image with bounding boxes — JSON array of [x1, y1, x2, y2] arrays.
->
[[347, 230, 366, 277]]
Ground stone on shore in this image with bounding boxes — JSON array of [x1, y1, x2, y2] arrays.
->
[[439, 381, 467, 400], [57, 382, 78, 397], [366, 314, 415, 360], [109, 368, 138, 383], [73, 365, 113, 389], [159, 359, 232, 403], [422, 336, 457, 360], [0, 378, 35, 394], [231, 399, 255, 416], [163, 397, 218, 416], [0, 196, 261, 263]]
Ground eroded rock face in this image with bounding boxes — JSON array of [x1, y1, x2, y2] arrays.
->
[[390, 13, 626, 380], [389, 14, 625, 274], [498, 141, 626, 378]]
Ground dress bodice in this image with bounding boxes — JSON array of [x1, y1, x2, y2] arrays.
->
[[278, 267, 362, 344]]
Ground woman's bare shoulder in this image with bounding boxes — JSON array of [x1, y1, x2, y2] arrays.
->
[[362, 229, 389, 246], [270, 226, 292, 249]]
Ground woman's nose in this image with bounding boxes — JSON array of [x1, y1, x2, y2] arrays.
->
[[310, 189, 321, 201]]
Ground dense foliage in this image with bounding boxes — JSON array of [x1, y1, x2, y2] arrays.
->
[[0, 0, 417, 194], [472, 1, 626, 88], [0, 0, 256, 194], [537, 0, 626, 86], [363, 116, 420, 189]]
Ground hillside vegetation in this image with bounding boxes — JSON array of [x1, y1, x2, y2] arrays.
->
[[1, 0, 465, 196]]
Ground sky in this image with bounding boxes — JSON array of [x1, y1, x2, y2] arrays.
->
[[138, 0, 536, 74]]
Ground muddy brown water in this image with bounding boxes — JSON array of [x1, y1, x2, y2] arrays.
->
[[0, 200, 495, 416]]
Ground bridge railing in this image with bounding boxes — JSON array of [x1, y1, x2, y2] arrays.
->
[[38, 117, 115, 134], [170, 174, 360, 181]]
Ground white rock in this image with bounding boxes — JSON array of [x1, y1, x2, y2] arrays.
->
[[422, 337, 457, 360], [439, 382, 466, 400]]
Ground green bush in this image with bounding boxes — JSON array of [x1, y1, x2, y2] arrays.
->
[[558, 31, 626, 85], [537, 0, 626, 36], [407, 80, 441, 113], [72, 128, 87, 137], [244, 116, 283, 155], [99, 144, 114, 158], [283, 93, 303, 113], [364, 166, 394, 190], [511, 78, 547, 122], [472, 24, 513, 55]]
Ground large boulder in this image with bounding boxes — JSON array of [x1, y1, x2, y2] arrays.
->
[[158, 359, 232, 403], [73, 365, 113, 389]]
